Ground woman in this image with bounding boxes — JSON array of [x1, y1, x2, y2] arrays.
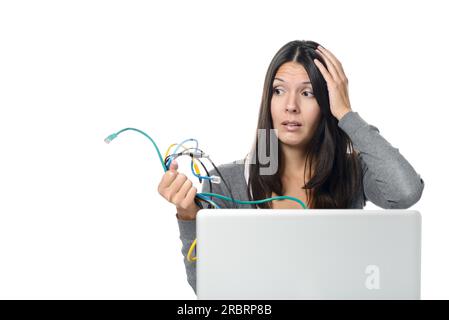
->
[[157, 40, 425, 294]]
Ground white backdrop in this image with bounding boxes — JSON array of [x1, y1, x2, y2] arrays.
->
[[0, 0, 446, 299]]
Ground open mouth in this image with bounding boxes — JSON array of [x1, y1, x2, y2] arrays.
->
[[282, 120, 302, 131]]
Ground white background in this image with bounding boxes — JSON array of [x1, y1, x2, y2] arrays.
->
[[0, 0, 446, 299]]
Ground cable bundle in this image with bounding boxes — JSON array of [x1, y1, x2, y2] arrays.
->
[[105, 128, 308, 262]]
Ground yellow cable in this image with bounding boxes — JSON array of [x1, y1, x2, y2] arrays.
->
[[164, 143, 177, 159], [167, 142, 208, 263], [187, 239, 197, 262], [165, 143, 201, 174], [186, 196, 214, 262]]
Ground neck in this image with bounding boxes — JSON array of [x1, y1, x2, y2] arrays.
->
[[280, 143, 310, 181]]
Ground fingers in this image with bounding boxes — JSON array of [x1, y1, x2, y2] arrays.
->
[[179, 186, 198, 210], [315, 47, 339, 83], [318, 46, 347, 81], [171, 178, 193, 205], [165, 173, 187, 200], [315, 46, 348, 84], [169, 159, 178, 171], [158, 160, 178, 190], [157, 159, 198, 211], [313, 58, 333, 84]]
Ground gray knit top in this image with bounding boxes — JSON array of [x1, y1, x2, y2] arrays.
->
[[175, 111, 425, 294]]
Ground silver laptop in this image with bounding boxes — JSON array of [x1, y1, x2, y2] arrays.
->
[[196, 209, 421, 300]]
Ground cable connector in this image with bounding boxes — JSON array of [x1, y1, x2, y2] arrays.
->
[[182, 150, 208, 159], [104, 133, 118, 144], [211, 175, 221, 184]]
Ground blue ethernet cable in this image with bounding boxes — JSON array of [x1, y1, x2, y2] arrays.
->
[[167, 138, 199, 168], [165, 148, 215, 183], [104, 127, 308, 209], [190, 162, 215, 182]]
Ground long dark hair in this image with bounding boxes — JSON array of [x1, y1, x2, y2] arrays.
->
[[247, 40, 364, 209]]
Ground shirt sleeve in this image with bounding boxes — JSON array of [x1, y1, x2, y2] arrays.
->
[[175, 167, 230, 294], [338, 111, 425, 209]]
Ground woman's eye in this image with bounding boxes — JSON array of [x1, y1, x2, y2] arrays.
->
[[273, 87, 282, 95], [273, 87, 314, 97], [303, 91, 314, 97]]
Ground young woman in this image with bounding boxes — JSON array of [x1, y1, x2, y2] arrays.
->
[[158, 40, 425, 294]]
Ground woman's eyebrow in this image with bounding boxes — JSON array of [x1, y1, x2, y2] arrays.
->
[[274, 77, 311, 85]]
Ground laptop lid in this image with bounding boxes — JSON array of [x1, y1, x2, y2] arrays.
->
[[196, 209, 421, 300]]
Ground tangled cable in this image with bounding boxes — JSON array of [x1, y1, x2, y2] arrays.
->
[[105, 128, 308, 262]]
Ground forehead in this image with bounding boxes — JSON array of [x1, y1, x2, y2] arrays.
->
[[274, 62, 309, 82]]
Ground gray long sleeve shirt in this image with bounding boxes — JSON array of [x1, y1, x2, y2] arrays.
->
[[175, 111, 425, 294]]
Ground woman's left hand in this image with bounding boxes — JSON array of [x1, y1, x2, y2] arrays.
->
[[313, 45, 352, 121]]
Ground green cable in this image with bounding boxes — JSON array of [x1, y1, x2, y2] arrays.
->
[[201, 192, 307, 209], [104, 128, 167, 172], [104, 128, 309, 209]]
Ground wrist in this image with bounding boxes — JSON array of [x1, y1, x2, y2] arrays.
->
[[336, 108, 352, 121], [176, 213, 196, 221], [176, 207, 199, 221]]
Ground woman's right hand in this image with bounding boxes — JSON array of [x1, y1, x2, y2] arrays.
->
[[157, 160, 200, 220]]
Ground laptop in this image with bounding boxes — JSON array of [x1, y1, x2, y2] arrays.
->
[[196, 209, 421, 300]]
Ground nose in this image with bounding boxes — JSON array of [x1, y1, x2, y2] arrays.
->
[[285, 104, 299, 113], [285, 92, 300, 113]]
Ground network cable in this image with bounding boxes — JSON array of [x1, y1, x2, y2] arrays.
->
[[104, 127, 308, 262]]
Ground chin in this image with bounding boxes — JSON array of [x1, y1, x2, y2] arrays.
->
[[280, 138, 304, 147]]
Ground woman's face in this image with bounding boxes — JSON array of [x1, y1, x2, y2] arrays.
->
[[271, 62, 322, 148]]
